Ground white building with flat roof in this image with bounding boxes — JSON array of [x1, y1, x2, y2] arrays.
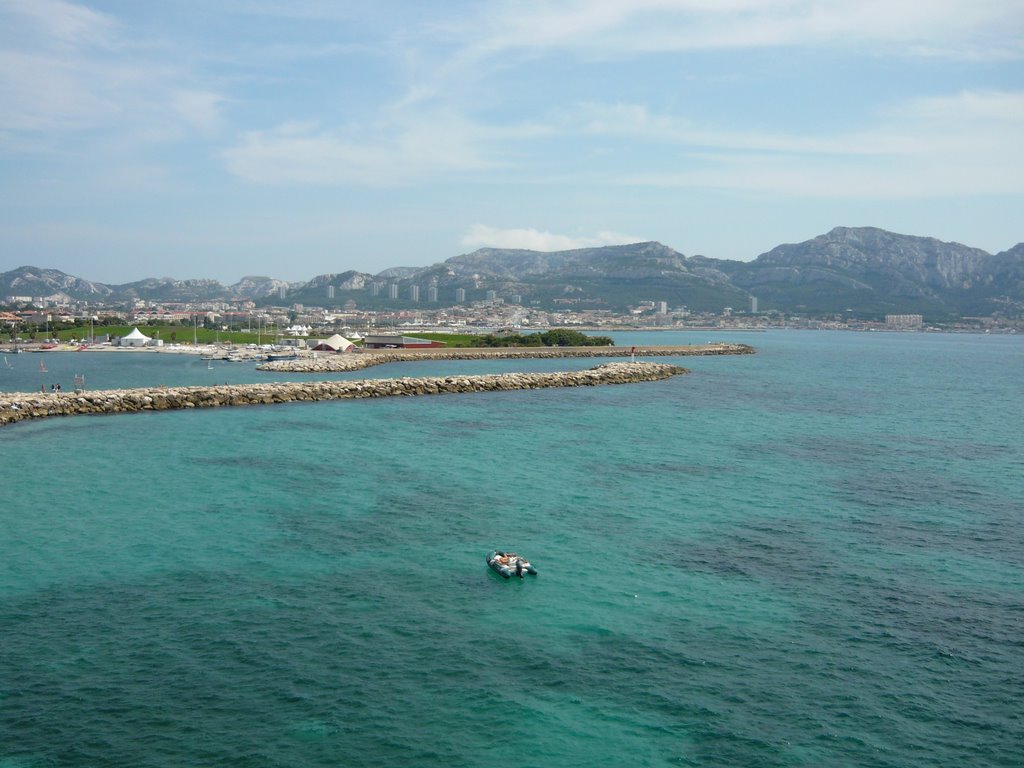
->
[[885, 314, 923, 329]]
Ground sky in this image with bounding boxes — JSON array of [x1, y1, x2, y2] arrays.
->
[[1, 0, 1022, 284]]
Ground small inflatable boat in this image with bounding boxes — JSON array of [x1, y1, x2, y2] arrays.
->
[[487, 550, 538, 579]]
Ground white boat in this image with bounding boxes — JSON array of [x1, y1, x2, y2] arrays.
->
[[486, 550, 538, 579]]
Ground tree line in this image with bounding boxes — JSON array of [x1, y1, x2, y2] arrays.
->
[[470, 329, 613, 347]]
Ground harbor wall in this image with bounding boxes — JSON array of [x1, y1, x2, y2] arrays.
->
[[0, 361, 687, 428], [257, 342, 755, 373]]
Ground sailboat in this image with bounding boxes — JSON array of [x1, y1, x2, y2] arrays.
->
[[39, 360, 47, 374]]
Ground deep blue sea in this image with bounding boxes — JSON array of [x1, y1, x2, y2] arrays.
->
[[1, 331, 1022, 767]]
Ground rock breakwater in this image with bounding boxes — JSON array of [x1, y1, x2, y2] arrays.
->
[[258, 342, 754, 373], [0, 361, 687, 428]]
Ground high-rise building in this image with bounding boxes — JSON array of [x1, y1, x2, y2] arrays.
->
[[327, 285, 335, 299], [427, 285, 438, 303], [388, 283, 399, 299], [885, 314, 923, 329], [750, 296, 758, 313], [486, 290, 497, 302], [409, 285, 419, 302], [455, 288, 466, 303], [278, 286, 287, 300]]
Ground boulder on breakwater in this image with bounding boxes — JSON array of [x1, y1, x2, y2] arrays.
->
[[0, 361, 687, 428]]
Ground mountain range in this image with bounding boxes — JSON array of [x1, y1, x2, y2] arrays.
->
[[2, 227, 1022, 319]]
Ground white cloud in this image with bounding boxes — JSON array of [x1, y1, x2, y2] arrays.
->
[[896, 88, 1024, 123], [575, 89, 1024, 153], [392, 1, 1024, 142], [555, 90, 1024, 198], [0, 0, 226, 150], [222, 115, 497, 186], [450, 0, 1024, 59], [623, 145, 1023, 200], [0, 50, 113, 134], [461, 224, 641, 251], [222, 87, 1024, 199], [170, 90, 225, 134], [0, 0, 117, 48]]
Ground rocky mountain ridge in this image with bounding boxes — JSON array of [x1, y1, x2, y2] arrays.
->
[[2, 227, 1022, 318]]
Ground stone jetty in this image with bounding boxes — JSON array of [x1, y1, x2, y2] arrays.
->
[[257, 342, 755, 373], [0, 361, 687, 428]]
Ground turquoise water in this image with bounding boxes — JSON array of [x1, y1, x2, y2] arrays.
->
[[1, 331, 1021, 767]]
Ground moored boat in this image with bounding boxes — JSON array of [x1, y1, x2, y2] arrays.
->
[[486, 550, 537, 579]]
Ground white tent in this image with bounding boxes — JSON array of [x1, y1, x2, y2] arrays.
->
[[311, 334, 355, 352], [120, 327, 152, 347]]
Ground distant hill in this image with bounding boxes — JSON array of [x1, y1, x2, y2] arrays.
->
[[722, 227, 1013, 318], [410, 241, 749, 312], [2, 228, 1022, 319], [0, 266, 114, 304]]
